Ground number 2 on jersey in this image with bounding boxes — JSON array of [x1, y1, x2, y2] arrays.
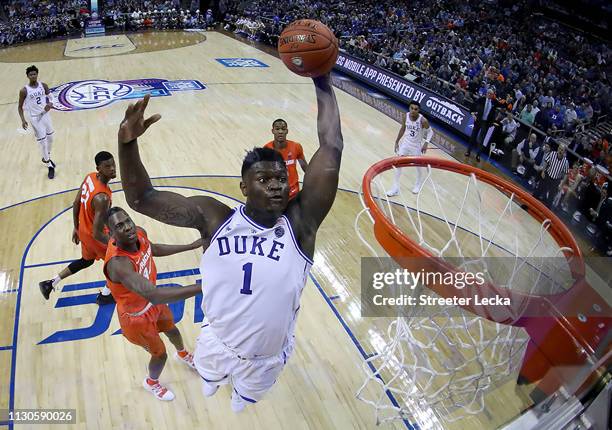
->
[[240, 262, 253, 295], [80, 176, 95, 208]]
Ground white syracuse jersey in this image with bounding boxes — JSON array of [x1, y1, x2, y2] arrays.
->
[[399, 113, 424, 151], [199, 205, 312, 358], [23, 82, 47, 118]]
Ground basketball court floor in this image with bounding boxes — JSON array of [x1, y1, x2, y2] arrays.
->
[[0, 30, 609, 429]]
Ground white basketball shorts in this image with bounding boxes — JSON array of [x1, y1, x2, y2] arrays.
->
[[30, 112, 54, 140], [193, 323, 295, 403], [398, 140, 422, 156]]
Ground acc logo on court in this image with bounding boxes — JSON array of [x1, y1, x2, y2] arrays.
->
[[51, 78, 206, 111], [70, 44, 126, 52]]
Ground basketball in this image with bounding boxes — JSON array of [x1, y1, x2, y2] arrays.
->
[[277, 19, 339, 78]]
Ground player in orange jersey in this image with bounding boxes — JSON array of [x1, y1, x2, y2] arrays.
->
[[39, 151, 116, 305], [264, 119, 308, 200], [103, 207, 202, 401]]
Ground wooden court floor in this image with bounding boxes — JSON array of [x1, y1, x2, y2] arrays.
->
[[0, 31, 608, 430]]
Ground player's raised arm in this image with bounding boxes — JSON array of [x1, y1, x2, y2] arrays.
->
[[118, 94, 231, 232], [297, 74, 344, 228]]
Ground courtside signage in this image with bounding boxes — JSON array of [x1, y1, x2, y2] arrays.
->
[[334, 52, 474, 136], [51, 78, 206, 111]]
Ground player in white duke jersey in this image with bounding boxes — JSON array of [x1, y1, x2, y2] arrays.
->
[[18, 65, 57, 179], [386, 100, 433, 196], [116, 74, 343, 412]]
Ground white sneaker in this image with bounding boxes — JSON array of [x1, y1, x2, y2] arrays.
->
[[174, 351, 196, 370], [386, 188, 399, 197], [201, 379, 219, 397], [231, 390, 246, 413], [411, 184, 421, 194], [143, 378, 175, 401]]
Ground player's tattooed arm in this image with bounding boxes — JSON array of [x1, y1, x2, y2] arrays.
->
[[118, 94, 232, 232]]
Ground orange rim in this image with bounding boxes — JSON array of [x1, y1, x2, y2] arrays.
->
[[362, 156, 585, 282]]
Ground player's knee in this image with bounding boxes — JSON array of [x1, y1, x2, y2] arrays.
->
[[152, 351, 168, 361], [67, 258, 94, 273]]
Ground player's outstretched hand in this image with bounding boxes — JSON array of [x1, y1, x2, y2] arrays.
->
[[118, 94, 161, 144], [21, 120, 28, 130], [190, 237, 203, 250]]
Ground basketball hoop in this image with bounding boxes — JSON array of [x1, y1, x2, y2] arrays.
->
[[355, 156, 610, 425]]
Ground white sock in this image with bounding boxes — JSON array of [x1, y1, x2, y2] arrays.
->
[[51, 275, 62, 287], [101, 286, 111, 296]]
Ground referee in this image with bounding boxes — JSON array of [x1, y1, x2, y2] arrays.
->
[[536, 144, 569, 205]]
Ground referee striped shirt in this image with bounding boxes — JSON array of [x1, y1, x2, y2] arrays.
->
[[545, 152, 569, 180]]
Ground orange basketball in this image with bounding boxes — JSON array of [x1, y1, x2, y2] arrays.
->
[[277, 19, 339, 78]]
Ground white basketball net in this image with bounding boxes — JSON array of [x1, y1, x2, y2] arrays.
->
[[354, 160, 575, 427]]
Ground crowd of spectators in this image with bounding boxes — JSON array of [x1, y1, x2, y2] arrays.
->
[[101, 0, 213, 31], [0, 0, 213, 45], [0, 0, 89, 45], [221, 0, 612, 254], [223, 0, 610, 136], [1, 0, 609, 253]]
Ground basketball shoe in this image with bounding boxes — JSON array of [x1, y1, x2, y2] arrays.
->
[[143, 378, 175, 401]]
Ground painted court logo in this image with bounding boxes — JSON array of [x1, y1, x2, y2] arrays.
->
[[216, 58, 269, 68], [70, 44, 126, 52], [51, 78, 206, 111]]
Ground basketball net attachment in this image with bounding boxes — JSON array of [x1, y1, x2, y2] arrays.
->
[[354, 157, 583, 425]]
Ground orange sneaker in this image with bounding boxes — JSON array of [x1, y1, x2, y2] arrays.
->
[[175, 351, 196, 370], [142, 378, 175, 401]]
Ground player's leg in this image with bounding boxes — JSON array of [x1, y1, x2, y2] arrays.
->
[[38, 258, 94, 300], [193, 324, 232, 397], [157, 305, 196, 369], [121, 310, 175, 401], [42, 114, 56, 169], [31, 116, 54, 178], [82, 238, 114, 305], [387, 143, 410, 196], [230, 336, 294, 413], [407, 145, 424, 194]]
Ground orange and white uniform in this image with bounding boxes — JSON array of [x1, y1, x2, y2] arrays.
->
[[103, 229, 176, 357], [264, 140, 305, 200], [78, 172, 112, 260]]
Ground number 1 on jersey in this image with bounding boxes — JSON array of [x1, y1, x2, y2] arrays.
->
[[240, 262, 253, 295]]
